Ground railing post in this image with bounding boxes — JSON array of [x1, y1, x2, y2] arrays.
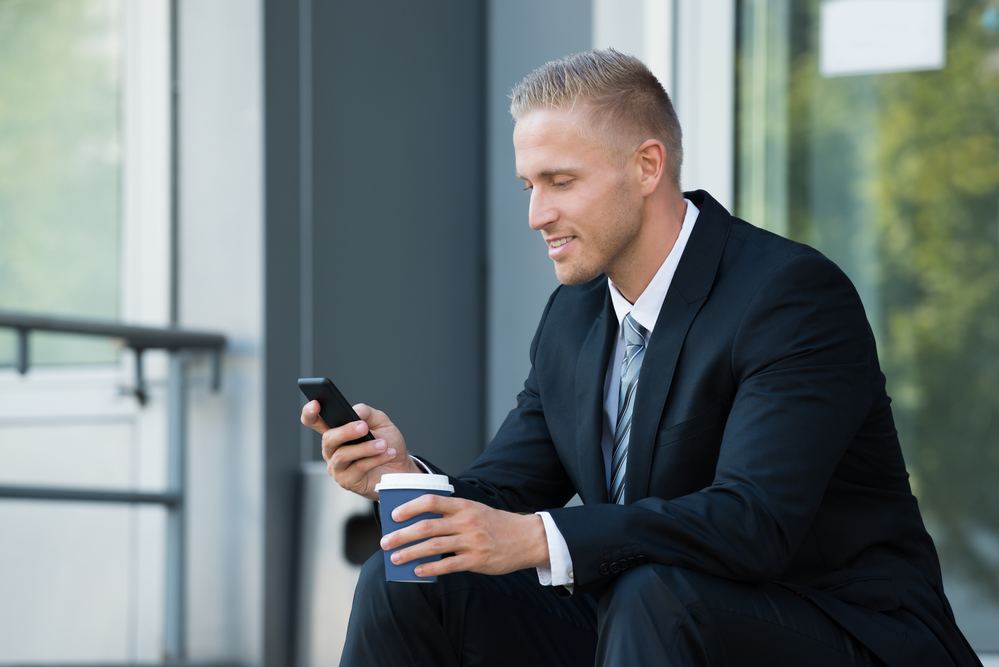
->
[[164, 352, 187, 661], [0, 310, 225, 662], [16, 328, 28, 374]]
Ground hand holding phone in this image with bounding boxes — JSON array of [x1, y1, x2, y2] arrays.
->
[[298, 377, 375, 446], [299, 377, 420, 499]]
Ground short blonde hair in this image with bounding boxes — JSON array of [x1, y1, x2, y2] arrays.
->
[[509, 48, 683, 187]]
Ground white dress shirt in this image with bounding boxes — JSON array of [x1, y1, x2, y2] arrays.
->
[[536, 198, 700, 588]]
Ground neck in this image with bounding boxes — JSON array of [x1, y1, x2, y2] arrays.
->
[[611, 188, 686, 304]]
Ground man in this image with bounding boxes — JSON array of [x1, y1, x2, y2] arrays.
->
[[302, 50, 980, 666]]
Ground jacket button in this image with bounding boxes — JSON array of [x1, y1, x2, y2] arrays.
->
[[599, 563, 610, 575], [618, 559, 629, 571], [610, 562, 620, 574], [637, 555, 647, 565], [627, 557, 638, 568]]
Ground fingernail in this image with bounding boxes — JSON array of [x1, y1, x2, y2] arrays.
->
[[375, 440, 386, 451], [391, 552, 401, 564], [355, 423, 365, 433], [386, 448, 397, 457], [380, 536, 389, 549], [392, 509, 400, 521], [414, 566, 423, 576]]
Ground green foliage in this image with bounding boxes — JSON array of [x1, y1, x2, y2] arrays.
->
[[872, 1, 999, 601], [743, 0, 999, 603]]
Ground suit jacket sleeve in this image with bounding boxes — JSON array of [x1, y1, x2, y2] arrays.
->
[[546, 252, 874, 595]]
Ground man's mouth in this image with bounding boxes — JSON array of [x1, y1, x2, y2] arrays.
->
[[549, 236, 576, 248]]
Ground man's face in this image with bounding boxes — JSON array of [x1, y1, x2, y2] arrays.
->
[[514, 107, 644, 286]]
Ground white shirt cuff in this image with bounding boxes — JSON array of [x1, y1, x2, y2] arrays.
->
[[535, 511, 574, 588], [410, 456, 431, 473]]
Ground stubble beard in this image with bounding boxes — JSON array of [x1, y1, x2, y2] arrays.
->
[[552, 183, 643, 286]]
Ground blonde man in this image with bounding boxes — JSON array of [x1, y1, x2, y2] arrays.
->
[[305, 50, 978, 667]]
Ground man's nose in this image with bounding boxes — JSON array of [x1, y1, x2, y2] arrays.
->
[[528, 191, 558, 231]]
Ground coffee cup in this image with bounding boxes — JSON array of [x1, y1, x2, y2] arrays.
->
[[374, 473, 454, 583]]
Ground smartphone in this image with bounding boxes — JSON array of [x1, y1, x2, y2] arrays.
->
[[298, 377, 375, 446]]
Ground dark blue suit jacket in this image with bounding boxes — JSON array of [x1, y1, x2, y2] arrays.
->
[[429, 190, 979, 666]]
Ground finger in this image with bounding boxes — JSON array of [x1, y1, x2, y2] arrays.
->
[[354, 403, 391, 431], [321, 420, 371, 461], [330, 445, 398, 488], [389, 533, 459, 567], [329, 440, 395, 490], [301, 400, 330, 433], [330, 437, 390, 471], [347, 443, 399, 475], [391, 494, 462, 523], [379, 514, 450, 552], [414, 553, 472, 578]]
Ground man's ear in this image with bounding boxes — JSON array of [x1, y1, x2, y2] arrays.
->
[[635, 139, 667, 197]]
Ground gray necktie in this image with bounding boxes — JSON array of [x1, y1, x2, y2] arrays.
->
[[610, 313, 648, 504]]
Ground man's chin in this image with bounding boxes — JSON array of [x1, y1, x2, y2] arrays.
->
[[553, 263, 600, 286]]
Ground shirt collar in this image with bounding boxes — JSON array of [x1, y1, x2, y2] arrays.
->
[[608, 198, 699, 335]]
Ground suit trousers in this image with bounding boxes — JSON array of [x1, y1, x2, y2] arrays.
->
[[339, 552, 885, 667]]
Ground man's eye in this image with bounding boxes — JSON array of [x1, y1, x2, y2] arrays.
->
[[522, 185, 533, 191], [553, 180, 570, 188]]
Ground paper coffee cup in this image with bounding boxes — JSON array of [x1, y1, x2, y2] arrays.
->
[[374, 473, 454, 583]]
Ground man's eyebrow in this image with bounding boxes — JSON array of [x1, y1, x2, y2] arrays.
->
[[514, 167, 579, 180]]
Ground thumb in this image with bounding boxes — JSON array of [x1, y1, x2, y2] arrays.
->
[[354, 403, 392, 429], [352, 402, 373, 423]]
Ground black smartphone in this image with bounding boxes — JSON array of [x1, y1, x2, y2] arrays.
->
[[298, 377, 375, 446]]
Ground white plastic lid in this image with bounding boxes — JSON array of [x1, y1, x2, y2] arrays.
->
[[374, 473, 454, 494]]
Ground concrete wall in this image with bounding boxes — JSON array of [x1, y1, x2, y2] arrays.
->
[[485, 0, 593, 437], [178, 0, 265, 663]]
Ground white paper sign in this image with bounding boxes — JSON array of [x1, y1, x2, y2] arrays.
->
[[820, 0, 946, 77]]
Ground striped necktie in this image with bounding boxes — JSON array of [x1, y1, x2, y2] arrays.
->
[[610, 313, 648, 504]]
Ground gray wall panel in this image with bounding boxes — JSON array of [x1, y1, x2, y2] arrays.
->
[[263, 2, 304, 666], [486, 1, 592, 437], [264, 3, 486, 662], [309, 1, 486, 472]]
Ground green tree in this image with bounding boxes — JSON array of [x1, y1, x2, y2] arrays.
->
[[742, 0, 999, 606], [0, 0, 121, 365]]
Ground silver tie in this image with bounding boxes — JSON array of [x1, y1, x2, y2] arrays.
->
[[610, 313, 648, 504]]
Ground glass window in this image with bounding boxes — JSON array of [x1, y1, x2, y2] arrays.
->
[[0, 0, 122, 366], [737, 0, 999, 651]]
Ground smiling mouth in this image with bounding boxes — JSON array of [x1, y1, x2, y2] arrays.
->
[[549, 236, 576, 248]]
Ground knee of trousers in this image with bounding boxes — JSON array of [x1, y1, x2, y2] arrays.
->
[[598, 563, 708, 625], [350, 551, 482, 627], [350, 551, 428, 625], [596, 564, 726, 666]]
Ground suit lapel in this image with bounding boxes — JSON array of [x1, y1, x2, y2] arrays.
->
[[625, 191, 732, 503], [574, 288, 617, 505]]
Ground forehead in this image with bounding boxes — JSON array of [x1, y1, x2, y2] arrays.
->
[[513, 107, 614, 178]]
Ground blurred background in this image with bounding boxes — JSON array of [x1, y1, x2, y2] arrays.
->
[[0, 0, 996, 665]]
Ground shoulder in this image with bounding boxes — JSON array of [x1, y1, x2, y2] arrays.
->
[[718, 216, 857, 303], [720, 223, 871, 374]]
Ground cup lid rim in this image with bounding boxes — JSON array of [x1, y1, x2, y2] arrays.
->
[[374, 472, 454, 493]]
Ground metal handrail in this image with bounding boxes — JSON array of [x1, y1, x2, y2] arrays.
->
[[0, 310, 226, 661], [0, 485, 180, 506], [0, 311, 226, 404]]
